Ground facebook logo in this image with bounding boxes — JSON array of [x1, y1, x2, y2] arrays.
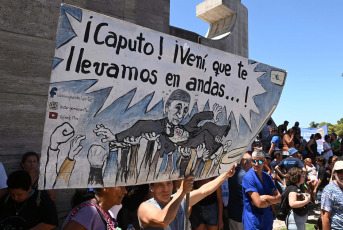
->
[[50, 87, 58, 98]]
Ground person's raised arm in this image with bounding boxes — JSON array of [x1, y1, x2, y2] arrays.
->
[[283, 134, 294, 146], [138, 177, 193, 228], [189, 164, 236, 207], [45, 122, 75, 189]]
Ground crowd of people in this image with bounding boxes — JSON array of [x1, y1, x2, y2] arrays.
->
[[0, 120, 343, 230]]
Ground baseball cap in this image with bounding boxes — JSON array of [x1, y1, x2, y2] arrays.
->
[[333, 161, 343, 171], [288, 147, 298, 156]]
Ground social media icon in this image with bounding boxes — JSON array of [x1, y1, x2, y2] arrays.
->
[[49, 112, 58, 119], [50, 87, 58, 98]]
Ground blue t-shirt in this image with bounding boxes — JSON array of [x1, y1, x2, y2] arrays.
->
[[242, 168, 277, 230], [228, 167, 246, 222], [321, 181, 343, 230], [277, 157, 304, 172], [271, 135, 280, 150]]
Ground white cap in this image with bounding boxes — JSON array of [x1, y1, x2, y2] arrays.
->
[[333, 161, 343, 171]]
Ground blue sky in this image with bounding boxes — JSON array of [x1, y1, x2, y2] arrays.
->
[[170, 0, 343, 128]]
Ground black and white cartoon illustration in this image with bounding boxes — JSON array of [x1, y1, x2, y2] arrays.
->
[[43, 122, 108, 188], [93, 89, 231, 180], [39, 5, 287, 189]]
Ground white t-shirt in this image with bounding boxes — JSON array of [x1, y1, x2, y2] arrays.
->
[[109, 204, 122, 219], [323, 142, 333, 160], [0, 162, 8, 189]]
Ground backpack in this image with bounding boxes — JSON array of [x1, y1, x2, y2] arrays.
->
[[275, 186, 292, 221]]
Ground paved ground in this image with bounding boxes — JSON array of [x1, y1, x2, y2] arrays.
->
[[273, 206, 321, 229]]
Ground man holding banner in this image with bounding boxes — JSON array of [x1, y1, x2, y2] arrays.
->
[[138, 164, 236, 230]]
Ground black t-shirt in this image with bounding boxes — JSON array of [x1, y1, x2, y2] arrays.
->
[[194, 178, 217, 206], [318, 167, 329, 190], [0, 190, 58, 229], [287, 185, 309, 215]]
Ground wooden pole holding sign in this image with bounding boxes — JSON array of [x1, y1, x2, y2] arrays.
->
[[184, 193, 190, 230]]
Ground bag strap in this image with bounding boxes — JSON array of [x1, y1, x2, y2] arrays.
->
[[70, 202, 117, 230], [280, 186, 293, 208]]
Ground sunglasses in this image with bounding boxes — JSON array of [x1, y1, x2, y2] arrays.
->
[[252, 159, 264, 165]]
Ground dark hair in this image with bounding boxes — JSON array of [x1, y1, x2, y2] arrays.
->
[[270, 127, 278, 133], [7, 170, 31, 191], [267, 119, 272, 126], [316, 156, 326, 165], [324, 135, 331, 141], [315, 133, 322, 139], [165, 89, 191, 108], [274, 150, 282, 157], [71, 188, 102, 207], [331, 133, 337, 139], [287, 128, 294, 134], [294, 121, 299, 126], [21, 151, 39, 167], [286, 167, 303, 185]]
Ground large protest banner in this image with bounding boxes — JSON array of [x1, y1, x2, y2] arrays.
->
[[301, 125, 328, 153], [39, 4, 287, 189]]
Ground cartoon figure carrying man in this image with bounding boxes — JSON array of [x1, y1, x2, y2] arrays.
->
[[94, 89, 231, 179]]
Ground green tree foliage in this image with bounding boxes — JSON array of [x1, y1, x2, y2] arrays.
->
[[332, 123, 343, 138], [319, 122, 332, 127], [309, 119, 343, 138], [309, 121, 319, 128]]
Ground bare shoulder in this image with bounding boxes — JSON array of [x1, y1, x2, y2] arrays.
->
[[138, 200, 159, 216], [138, 200, 165, 228]]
